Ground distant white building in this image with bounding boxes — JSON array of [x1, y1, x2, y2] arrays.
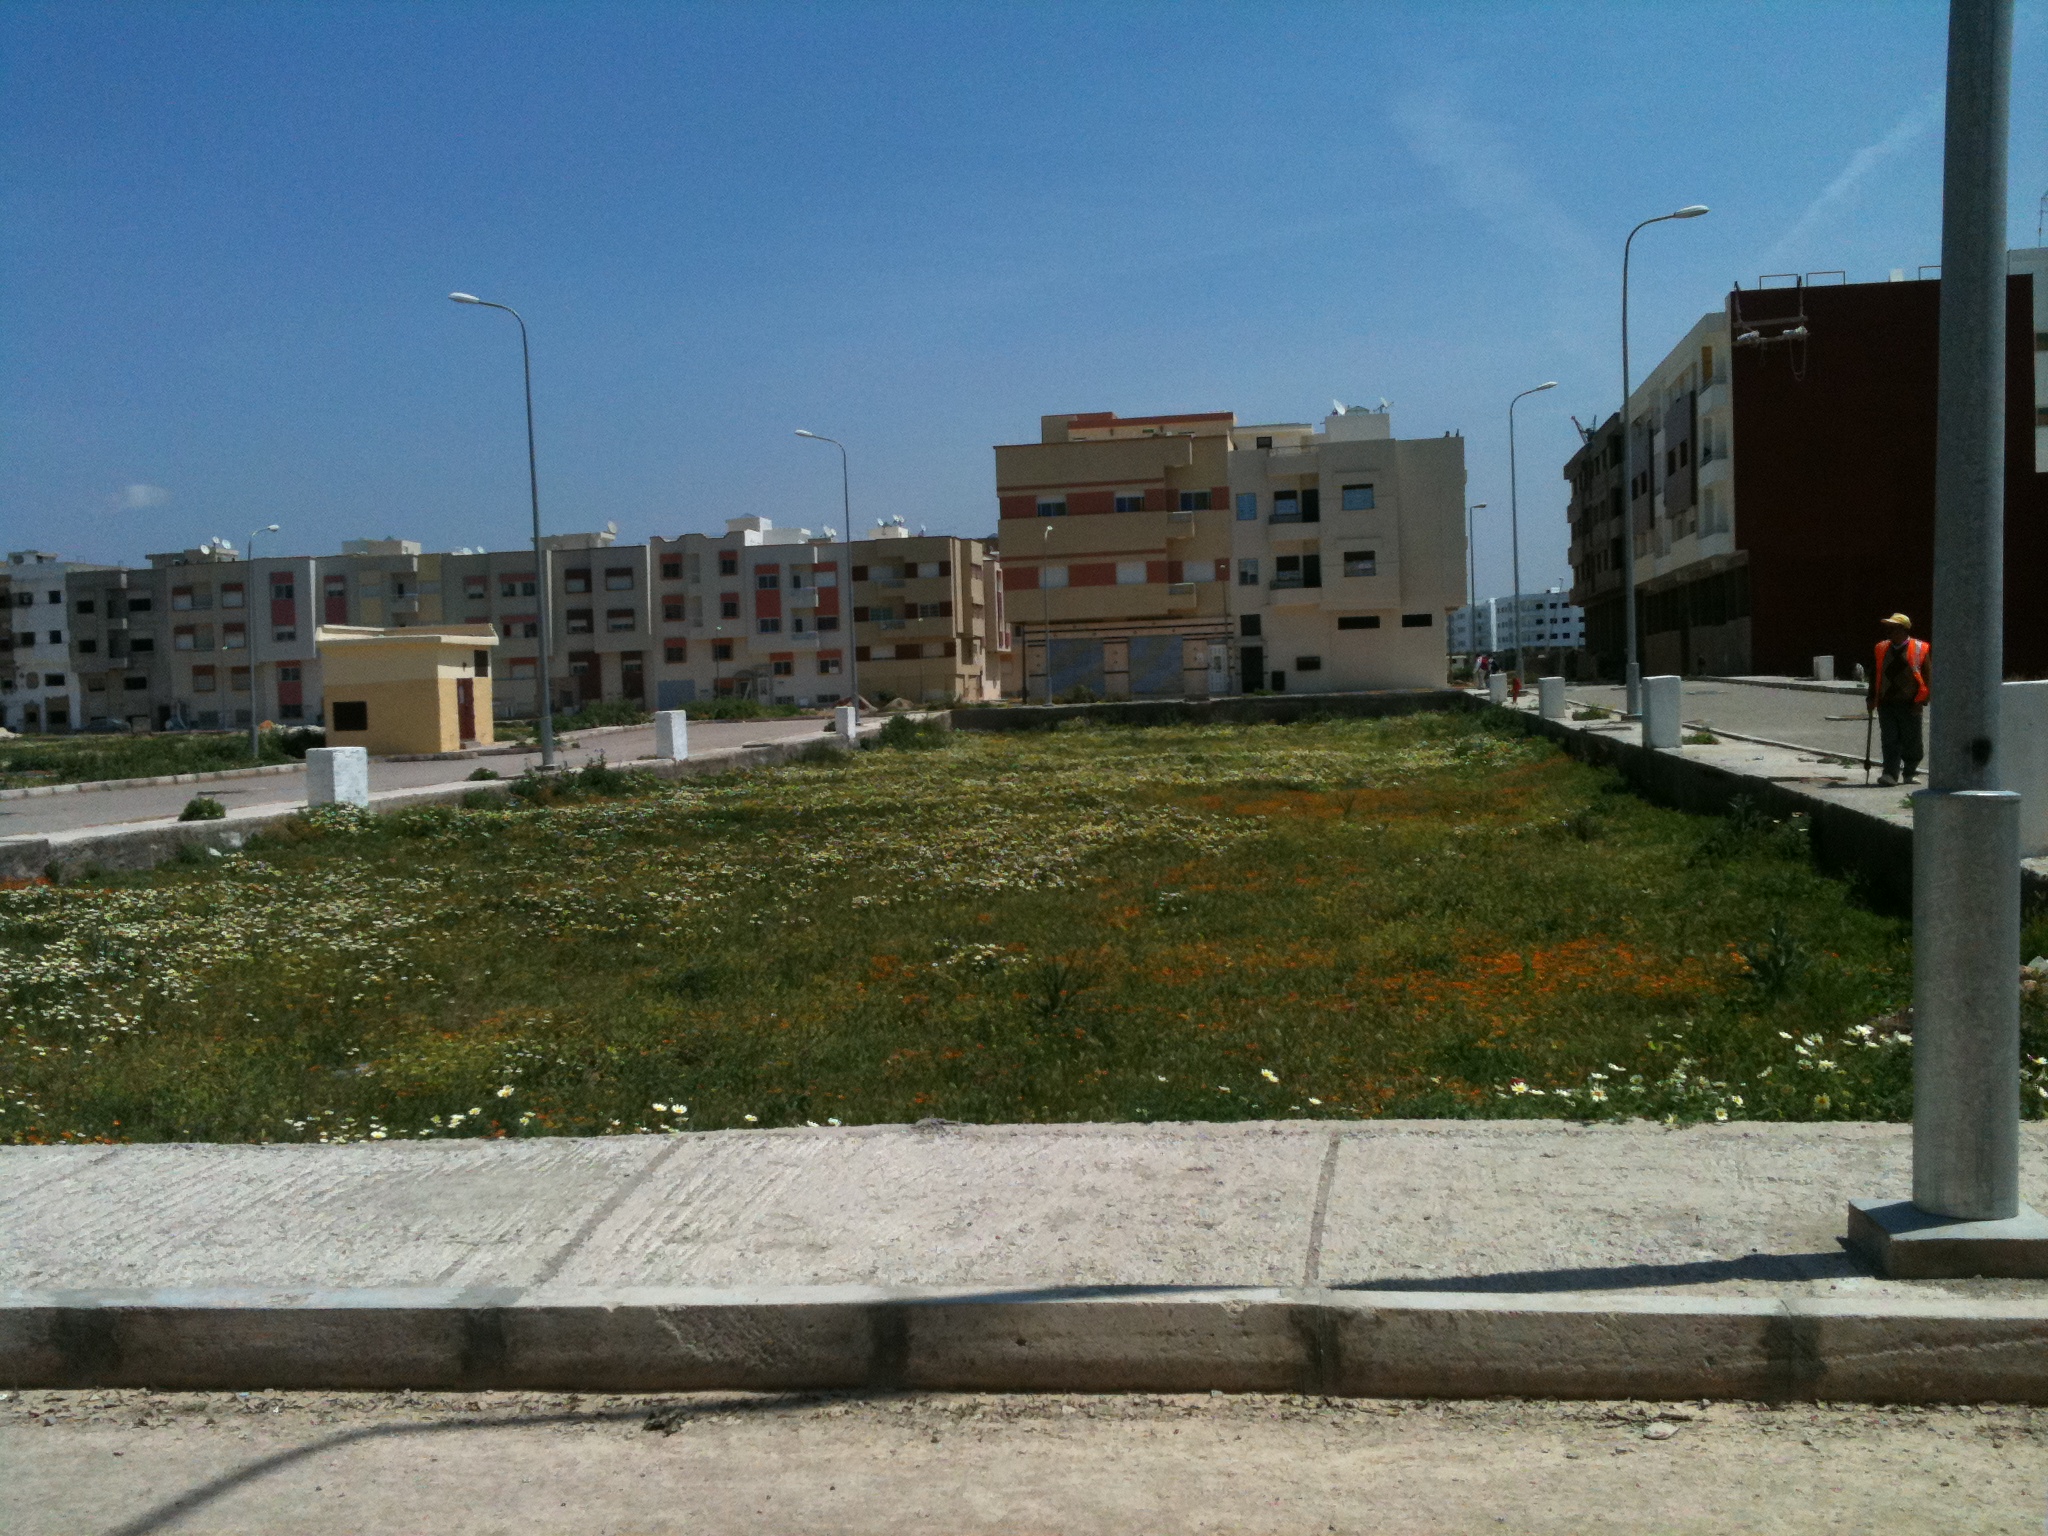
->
[[1448, 587, 1583, 656], [4, 550, 113, 733]]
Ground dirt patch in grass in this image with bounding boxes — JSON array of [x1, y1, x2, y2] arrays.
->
[[4, 713, 2043, 1144]]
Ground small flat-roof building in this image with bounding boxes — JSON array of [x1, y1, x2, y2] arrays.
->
[[315, 624, 497, 756]]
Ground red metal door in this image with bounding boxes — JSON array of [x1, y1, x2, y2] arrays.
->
[[456, 677, 476, 741]]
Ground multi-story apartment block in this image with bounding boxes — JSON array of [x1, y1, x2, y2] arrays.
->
[[648, 517, 1002, 707], [4, 551, 111, 733], [1567, 248, 2048, 679], [1447, 588, 1584, 658], [995, 406, 1464, 698]]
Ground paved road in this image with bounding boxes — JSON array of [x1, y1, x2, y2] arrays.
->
[[1560, 681, 1884, 761], [0, 716, 836, 840], [4, 1388, 2033, 1535]]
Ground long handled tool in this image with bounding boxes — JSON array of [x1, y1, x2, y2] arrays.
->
[[1862, 708, 1874, 785]]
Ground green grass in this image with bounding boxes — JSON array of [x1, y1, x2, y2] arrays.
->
[[4, 712, 2043, 1145], [0, 730, 308, 789]]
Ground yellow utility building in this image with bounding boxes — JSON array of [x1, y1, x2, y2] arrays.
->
[[315, 624, 498, 755]]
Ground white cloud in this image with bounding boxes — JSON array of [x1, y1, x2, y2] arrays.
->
[[1762, 92, 1943, 267], [115, 483, 170, 511], [1389, 87, 1602, 277]]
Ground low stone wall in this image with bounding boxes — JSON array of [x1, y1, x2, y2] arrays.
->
[[950, 689, 1476, 732]]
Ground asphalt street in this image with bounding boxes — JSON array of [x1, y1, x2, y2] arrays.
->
[[0, 715, 835, 840]]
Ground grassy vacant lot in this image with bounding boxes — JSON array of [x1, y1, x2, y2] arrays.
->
[[4, 712, 2044, 1145], [0, 730, 308, 789]]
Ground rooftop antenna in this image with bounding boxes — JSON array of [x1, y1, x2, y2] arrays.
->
[[1331, 399, 1348, 415], [1377, 398, 1393, 412]]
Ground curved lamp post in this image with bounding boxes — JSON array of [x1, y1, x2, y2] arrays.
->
[[1508, 383, 1558, 690], [449, 292, 555, 770], [1619, 206, 1709, 714], [1464, 503, 1486, 652], [793, 431, 859, 718], [246, 523, 279, 757]]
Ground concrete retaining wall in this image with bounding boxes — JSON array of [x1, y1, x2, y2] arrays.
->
[[6, 1286, 2046, 1402]]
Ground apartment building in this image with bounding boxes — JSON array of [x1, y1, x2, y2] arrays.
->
[[1567, 248, 2048, 679], [995, 405, 1464, 698], [5, 551, 112, 733], [1447, 589, 1584, 657], [648, 517, 1002, 707]]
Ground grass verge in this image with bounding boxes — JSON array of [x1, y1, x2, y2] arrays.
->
[[4, 712, 2043, 1144]]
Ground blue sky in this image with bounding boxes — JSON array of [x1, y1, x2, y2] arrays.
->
[[3, 2, 2044, 600]]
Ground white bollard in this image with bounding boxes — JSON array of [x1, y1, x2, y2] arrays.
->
[[654, 709, 688, 761], [1641, 674, 1683, 749], [305, 746, 370, 808], [2003, 679, 2048, 858], [835, 704, 858, 747], [1813, 655, 1836, 681], [1486, 673, 1508, 705], [1537, 676, 1566, 720]]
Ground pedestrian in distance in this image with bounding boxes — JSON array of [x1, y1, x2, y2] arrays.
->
[[1866, 612, 1930, 788]]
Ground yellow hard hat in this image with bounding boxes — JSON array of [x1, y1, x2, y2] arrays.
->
[[1879, 613, 1911, 630]]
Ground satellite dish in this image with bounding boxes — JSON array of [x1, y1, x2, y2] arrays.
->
[[1377, 399, 1393, 412], [605, 520, 618, 535], [1331, 399, 1347, 415]]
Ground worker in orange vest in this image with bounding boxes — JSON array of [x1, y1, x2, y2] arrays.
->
[[1866, 612, 1930, 787]]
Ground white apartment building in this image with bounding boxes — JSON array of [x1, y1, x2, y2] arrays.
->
[[5, 551, 111, 733], [1447, 588, 1584, 656]]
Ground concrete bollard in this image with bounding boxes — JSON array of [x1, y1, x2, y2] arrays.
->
[[1537, 676, 1566, 720], [2003, 679, 2048, 858], [305, 747, 370, 809], [1641, 674, 1683, 749], [1814, 655, 1836, 681], [835, 704, 858, 746], [654, 709, 688, 761], [1486, 673, 1508, 706]]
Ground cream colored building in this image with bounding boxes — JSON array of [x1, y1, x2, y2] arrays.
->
[[315, 624, 497, 756], [996, 406, 1464, 698]]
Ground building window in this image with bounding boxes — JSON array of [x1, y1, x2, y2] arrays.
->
[[1237, 558, 1259, 586], [1400, 612, 1433, 628], [48, 630, 63, 645], [192, 667, 217, 693], [272, 628, 296, 643], [816, 615, 839, 632], [818, 656, 842, 675], [77, 639, 97, 654], [1115, 562, 1146, 586], [720, 597, 740, 619], [1255, 436, 1273, 449], [230, 666, 251, 692], [605, 567, 634, 591], [74, 599, 94, 615], [663, 601, 685, 622], [332, 701, 368, 732], [771, 660, 794, 677], [501, 618, 538, 639], [270, 577, 294, 601], [1240, 614, 1262, 637], [1341, 484, 1375, 511], [661, 558, 682, 580], [464, 576, 487, 600], [1337, 615, 1380, 630], [127, 596, 152, 613], [223, 624, 246, 649], [755, 571, 780, 590], [174, 627, 195, 651], [758, 617, 780, 634], [566, 609, 593, 635], [500, 575, 537, 598], [171, 587, 194, 611], [712, 640, 733, 660], [507, 657, 537, 679], [123, 675, 148, 691], [1177, 490, 1211, 510], [1295, 656, 1322, 671], [718, 552, 738, 576], [564, 568, 591, 593], [130, 637, 154, 654], [1235, 492, 1258, 521], [1271, 490, 1300, 522], [1039, 565, 1068, 589], [1114, 493, 1145, 512], [607, 609, 635, 633], [665, 643, 687, 663], [1343, 550, 1377, 578], [1036, 498, 1067, 517]]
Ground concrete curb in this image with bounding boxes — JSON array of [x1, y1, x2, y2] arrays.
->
[[951, 689, 1473, 732], [6, 1285, 2045, 1401], [0, 722, 875, 881], [0, 761, 305, 803], [1699, 675, 1866, 697]]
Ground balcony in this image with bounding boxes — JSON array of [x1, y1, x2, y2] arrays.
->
[[1165, 582, 1197, 609], [1165, 510, 1195, 537]]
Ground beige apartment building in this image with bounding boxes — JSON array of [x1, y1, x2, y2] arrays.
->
[[995, 406, 1465, 698], [648, 517, 1003, 707]]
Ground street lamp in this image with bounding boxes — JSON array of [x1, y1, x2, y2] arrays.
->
[[449, 292, 556, 770], [246, 523, 279, 757], [1041, 521, 1054, 705], [1508, 383, 1558, 692], [1464, 503, 1486, 652], [793, 431, 860, 720], [1619, 205, 1709, 714]]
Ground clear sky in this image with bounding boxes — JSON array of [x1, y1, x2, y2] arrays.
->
[[3, 1, 2044, 601]]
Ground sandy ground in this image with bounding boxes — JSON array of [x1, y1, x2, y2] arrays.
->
[[3, 1387, 2042, 1536]]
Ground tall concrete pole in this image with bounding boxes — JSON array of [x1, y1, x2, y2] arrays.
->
[[1508, 384, 1557, 691], [1913, 0, 2020, 1221]]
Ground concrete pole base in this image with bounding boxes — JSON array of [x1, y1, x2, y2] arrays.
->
[[304, 747, 369, 808], [1485, 674, 1508, 706], [1640, 674, 1682, 749], [1623, 661, 1642, 719], [1537, 676, 1566, 720], [1845, 1198, 2048, 1279], [835, 704, 858, 746], [653, 710, 688, 761]]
